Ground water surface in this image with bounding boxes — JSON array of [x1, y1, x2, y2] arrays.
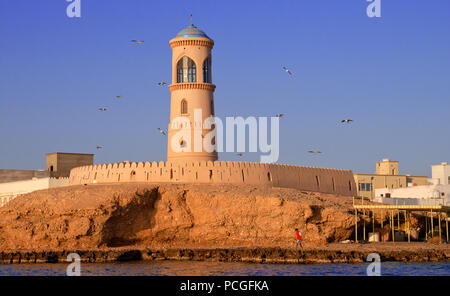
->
[[0, 261, 449, 276]]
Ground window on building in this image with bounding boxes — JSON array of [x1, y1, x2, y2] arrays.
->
[[203, 57, 211, 83], [181, 99, 188, 114], [177, 56, 196, 83], [359, 183, 372, 192]]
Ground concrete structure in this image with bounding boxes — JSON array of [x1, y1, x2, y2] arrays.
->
[[354, 159, 428, 200], [167, 24, 217, 163], [0, 177, 69, 207], [375, 185, 450, 206], [46, 152, 94, 178], [68, 23, 358, 197], [376, 158, 399, 175], [373, 161, 450, 206], [431, 162, 450, 185], [0, 169, 49, 184]]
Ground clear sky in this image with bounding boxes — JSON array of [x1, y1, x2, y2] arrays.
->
[[0, 0, 449, 177]]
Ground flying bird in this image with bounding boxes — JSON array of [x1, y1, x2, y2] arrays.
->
[[158, 82, 168, 86], [308, 151, 322, 155], [276, 114, 284, 118], [341, 119, 353, 124], [98, 108, 107, 112], [236, 153, 243, 157], [131, 40, 144, 44], [157, 128, 167, 136], [96, 145, 103, 150], [282, 66, 292, 75], [115, 95, 122, 99]]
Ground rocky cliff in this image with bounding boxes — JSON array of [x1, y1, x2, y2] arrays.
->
[[0, 183, 357, 250]]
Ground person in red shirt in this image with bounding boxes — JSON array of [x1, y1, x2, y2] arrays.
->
[[295, 228, 303, 253]]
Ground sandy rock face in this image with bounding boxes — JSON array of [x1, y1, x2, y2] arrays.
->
[[0, 183, 356, 250]]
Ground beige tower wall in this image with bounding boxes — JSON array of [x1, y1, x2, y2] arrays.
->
[[376, 159, 399, 175], [167, 37, 217, 163], [69, 161, 357, 197], [46, 153, 94, 178]]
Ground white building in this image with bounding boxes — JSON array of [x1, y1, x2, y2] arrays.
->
[[432, 162, 450, 185], [374, 162, 450, 206], [0, 177, 69, 207]]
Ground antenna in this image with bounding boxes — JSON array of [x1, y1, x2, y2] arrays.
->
[[190, 14, 193, 25]]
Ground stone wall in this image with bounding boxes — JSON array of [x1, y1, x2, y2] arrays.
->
[[0, 170, 50, 184], [69, 161, 356, 196], [0, 177, 69, 207]]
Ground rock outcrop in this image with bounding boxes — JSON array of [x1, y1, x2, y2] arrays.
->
[[0, 183, 357, 250]]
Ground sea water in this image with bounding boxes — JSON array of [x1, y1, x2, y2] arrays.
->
[[0, 261, 449, 276]]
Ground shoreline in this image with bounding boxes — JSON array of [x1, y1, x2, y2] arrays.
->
[[1, 243, 449, 264]]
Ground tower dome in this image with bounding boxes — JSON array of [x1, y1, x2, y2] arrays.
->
[[175, 24, 211, 39]]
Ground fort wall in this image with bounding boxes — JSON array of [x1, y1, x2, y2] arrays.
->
[[69, 161, 357, 196], [0, 177, 69, 207]]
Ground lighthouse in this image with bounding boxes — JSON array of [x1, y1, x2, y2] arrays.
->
[[167, 21, 218, 163]]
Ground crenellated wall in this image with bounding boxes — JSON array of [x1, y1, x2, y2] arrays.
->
[[69, 161, 356, 196]]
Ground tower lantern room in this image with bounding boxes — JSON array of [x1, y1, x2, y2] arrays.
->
[[167, 22, 217, 163]]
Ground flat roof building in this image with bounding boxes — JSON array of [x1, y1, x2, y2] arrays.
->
[[354, 159, 428, 200]]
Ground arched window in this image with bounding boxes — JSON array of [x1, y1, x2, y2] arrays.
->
[[181, 99, 188, 114], [177, 56, 196, 83], [203, 57, 211, 83]]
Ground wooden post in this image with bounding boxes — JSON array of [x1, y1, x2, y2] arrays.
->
[[372, 210, 375, 240], [438, 212, 442, 244], [397, 209, 400, 230], [381, 210, 383, 229], [355, 209, 358, 243], [431, 209, 434, 239], [446, 213, 449, 243], [363, 208, 366, 241], [425, 212, 428, 241], [391, 210, 395, 243], [407, 211, 411, 243]]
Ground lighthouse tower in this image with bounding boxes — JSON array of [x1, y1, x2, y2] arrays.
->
[[167, 22, 218, 163]]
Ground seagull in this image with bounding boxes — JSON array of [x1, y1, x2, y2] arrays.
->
[[131, 40, 144, 44], [276, 114, 284, 118], [157, 128, 167, 136], [282, 66, 292, 75], [98, 108, 107, 112], [96, 145, 103, 150], [308, 151, 322, 155], [341, 119, 353, 124], [158, 82, 168, 86], [236, 153, 243, 157]]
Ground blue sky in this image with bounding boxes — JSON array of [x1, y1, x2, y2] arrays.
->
[[0, 0, 449, 176]]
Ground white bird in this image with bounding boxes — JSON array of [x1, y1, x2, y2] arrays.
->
[[282, 66, 292, 75], [341, 119, 353, 124], [98, 108, 107, 112], [96, 145, 103, 150], [308, 150, 322, 155], [158, 82, 168, 86], [157, 128, 167, 136], [131, 40, 144, 44]]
